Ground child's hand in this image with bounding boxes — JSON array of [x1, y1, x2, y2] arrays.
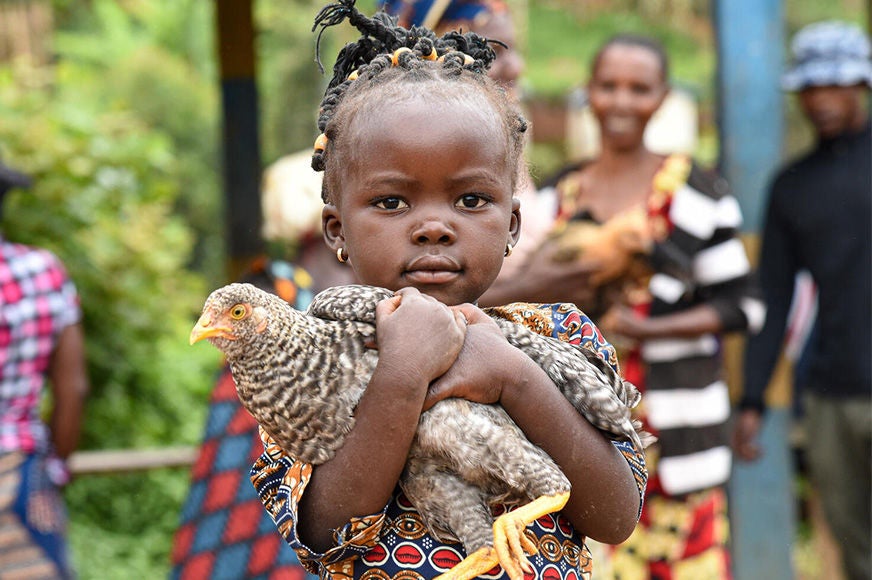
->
[[422, 304, 524, 410], [375, 287, 467, 382]]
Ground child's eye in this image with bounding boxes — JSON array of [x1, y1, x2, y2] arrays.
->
[[456, 194, 488, 209], [374, 197, 409, 210]]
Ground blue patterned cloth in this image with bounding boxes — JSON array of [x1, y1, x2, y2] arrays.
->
[[378, 0, 505, 28], [782, 20, 872, 91]]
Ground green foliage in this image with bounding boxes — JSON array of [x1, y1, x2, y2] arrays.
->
[[0, 63, 220, 578], [65, 469, 193, 577], [53, 0, 223, 284]]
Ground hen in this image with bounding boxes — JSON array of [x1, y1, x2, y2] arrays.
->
[[190, 283, 648, 580]]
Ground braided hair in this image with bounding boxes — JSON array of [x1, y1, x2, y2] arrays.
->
[[310, 0, 528, 203]]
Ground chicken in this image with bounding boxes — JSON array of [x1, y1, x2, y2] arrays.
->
[[190, 283, 649, 580], [548, 207, 654, 320]]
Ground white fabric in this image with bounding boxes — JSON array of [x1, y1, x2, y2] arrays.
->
[[658, 446, 732, 495], [644, 381, 731, 430], [716, 195, 743, 229], [648, 273, 686, 304], [741, 297, 767, 335], [669, 184, 718, 240], [642, 335, 719, 363], [693, 238, 751, 286]]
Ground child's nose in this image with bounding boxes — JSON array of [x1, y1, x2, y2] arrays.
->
[[412, 219, 456, 245]]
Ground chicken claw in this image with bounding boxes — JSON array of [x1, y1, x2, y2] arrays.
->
[[435, 491, 570, 580]]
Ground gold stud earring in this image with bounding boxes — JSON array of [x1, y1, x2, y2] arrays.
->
[[505, 243, 513, 257], [336, 247, 348, 263]]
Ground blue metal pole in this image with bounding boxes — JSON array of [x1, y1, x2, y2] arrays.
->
[[715, 2, 795, 580], [715, 0, 784, 232]]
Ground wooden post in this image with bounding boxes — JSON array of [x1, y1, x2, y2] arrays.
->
[[215, 0, 263, 282], [714, 2, 797, 579]]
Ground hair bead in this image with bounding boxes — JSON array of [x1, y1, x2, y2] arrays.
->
[[313, 133, 329, 153], [437, 51, 474, 66], [347, 69, 359, 80], [391, 47, 413, 66]]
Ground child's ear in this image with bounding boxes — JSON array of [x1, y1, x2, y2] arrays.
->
[[509, 196, 522, 247], [322, 204, 344, 251]]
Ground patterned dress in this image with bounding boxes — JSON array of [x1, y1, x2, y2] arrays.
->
[[553, 155, 763, 580], [0, 238, 81, 579], [250, 302, 648, 580], [171, 258, 318, 580]]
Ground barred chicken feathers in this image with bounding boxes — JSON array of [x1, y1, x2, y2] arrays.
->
[[307, 284, 648, 449], [191, 283, 649, 559]]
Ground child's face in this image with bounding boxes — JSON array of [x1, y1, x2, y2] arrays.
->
[[323, 94, 521, 306]]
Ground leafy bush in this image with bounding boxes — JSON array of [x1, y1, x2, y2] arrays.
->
[[0, 63, 220, 577]]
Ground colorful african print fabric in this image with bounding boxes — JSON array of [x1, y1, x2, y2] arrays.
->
[[251, 302, 648, 579], [378, 0, 507, 29], [0, 452, 73, 579], [607, 488, 731, 580], [170, 259, 317, 580]]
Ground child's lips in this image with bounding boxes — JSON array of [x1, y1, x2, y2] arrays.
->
[[405, 269, 461, 285], [404, 255, 461, 285]]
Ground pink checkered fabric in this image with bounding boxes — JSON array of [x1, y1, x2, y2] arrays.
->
[[0, 238, 80, 454]]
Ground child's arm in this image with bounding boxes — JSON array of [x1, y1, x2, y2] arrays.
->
[[425, 305, 641, 544], [297, 287, 466, 552]]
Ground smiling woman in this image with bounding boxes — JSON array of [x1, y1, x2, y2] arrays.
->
[[539, 34, 763, 580]]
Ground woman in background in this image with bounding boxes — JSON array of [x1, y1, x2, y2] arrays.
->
[[552, 35, 762, 579], [0, 161, 89, 580]]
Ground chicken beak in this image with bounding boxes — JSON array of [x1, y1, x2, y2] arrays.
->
[[190, 310, 236, 345]]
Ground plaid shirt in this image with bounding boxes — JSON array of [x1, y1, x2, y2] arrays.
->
[[0, 238, 80, 455]]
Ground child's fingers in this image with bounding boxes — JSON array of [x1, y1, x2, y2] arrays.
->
[[450, 303, 488, 325], [376, 293, 403, 316]]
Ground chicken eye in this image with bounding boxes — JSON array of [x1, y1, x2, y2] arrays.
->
[[230, 304, 247, 319]]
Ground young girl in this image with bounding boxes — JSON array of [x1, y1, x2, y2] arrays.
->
[[249, 4, 647, 578]]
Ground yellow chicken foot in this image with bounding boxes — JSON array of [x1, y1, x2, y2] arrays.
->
[[434, 491, 570, 580], [494, 491, 570, 579]]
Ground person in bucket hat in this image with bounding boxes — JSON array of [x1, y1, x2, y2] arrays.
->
[[735, 20, 870, 580]]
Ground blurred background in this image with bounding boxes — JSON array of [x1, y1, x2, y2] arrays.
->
[[0, 0, 866, 578]]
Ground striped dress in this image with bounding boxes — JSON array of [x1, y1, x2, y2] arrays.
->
[[554, 154, 763, 579]]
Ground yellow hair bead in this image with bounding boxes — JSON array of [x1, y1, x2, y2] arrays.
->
[[347, 69, 359, 81], [436, 51, 474, 66], [422, 47, 438, 61], [391, 47, 412, 66], [313, 133, 328, 153]]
